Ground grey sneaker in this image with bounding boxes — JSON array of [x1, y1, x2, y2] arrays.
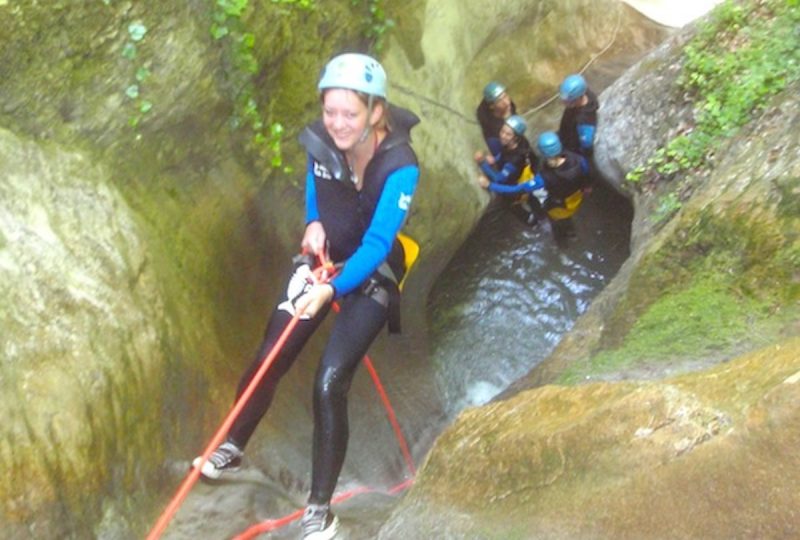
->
[[191, 440, 243, 480], [301, 503, 339, 540]]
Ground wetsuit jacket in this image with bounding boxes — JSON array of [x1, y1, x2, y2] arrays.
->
[[298, 105, 420, 299], [479, 136, 532, 186], [540, 150, 589, 205], [486, 149, 588, 204], [558, 89, 598, 157], [476, 98, 518, 147]]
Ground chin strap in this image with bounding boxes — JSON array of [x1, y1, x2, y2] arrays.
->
[[357, 93, 376, 144]]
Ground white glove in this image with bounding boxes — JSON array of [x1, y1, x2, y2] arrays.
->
[[277, 264, 315, 319]]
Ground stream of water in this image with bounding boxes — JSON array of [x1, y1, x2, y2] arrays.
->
[[428, 182, 632, 419]]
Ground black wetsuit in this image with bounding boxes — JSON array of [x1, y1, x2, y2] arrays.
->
[[558, 89, 598, 158], [227, 105, 420, 505], [540, 149, 589, 206]]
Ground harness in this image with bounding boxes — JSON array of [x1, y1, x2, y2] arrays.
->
[[298, 106, 420, 333]]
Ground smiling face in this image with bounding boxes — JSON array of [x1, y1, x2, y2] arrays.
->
[[499, 123, 517, 147], [322, 88, 372, 151]]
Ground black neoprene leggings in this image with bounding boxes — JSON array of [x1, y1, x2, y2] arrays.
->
[[227, 286, 388, 504]]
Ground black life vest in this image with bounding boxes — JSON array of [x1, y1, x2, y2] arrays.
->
[[298, 105, 420, 332], [540, 150, 588, 203], [558, 89, 598, 156]]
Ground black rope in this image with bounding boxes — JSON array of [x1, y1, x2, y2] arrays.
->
[[390, 83, 478, 124]]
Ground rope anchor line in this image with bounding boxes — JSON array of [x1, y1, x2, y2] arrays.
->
[[391, 4, 623, 122]]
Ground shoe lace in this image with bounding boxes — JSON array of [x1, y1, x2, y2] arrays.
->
[[302, 504, 330, 534], [209, 441, 241, 467]]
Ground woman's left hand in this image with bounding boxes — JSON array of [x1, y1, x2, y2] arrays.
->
[[294, 283, 334, 318]]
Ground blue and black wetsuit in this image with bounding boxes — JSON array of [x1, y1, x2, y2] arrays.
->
[[478, 135, 531, 186], [485, 149, 589, 224], [476, 98, 517, 155], [227, 105, 420, 505], [558, 89, 598, 158]]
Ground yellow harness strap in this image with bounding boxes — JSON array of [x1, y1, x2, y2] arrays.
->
[[546, 190, 584, 220], [397, 233, 420, 291]]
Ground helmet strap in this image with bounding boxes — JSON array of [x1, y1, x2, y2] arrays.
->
[[358, 94, 375, 144]]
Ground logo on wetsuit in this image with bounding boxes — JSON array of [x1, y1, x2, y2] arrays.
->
[[313, 160, 333, 181], [398, 193, 412, 211]]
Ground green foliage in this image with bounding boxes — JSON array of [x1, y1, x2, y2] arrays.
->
[[651, 192, 682, 224], [350, 0, 395, 53], [626, 0, 800, 190], [211, 0, 318, 171], [120, 20, 153, 129], [272, 0, 315, 9]]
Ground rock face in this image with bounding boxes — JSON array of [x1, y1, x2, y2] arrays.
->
[[0, 127, 172, 536], [0, 0, 675, 536], [382, 3, 800, 538], [381, 338, 800, 539]]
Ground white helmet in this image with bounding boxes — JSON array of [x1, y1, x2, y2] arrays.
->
[[317, 53, 387, 99]]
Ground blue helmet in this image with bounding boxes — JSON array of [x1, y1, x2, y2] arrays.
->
[[505, 115, 526, 136], [318, 53, 387, 98], [537, 131, 563, 158], [483, 81, 507, 103], [559, 74, 587, 102]]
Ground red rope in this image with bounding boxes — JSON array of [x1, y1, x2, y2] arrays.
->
[[146, 257, 416, 539], [232, 479, 415, 540], [146, 313, 303, 540], [147, 262, 331, 540], [361, 355, 416, 476]]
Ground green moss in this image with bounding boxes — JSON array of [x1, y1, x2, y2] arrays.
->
[[586, 278, 760, 371], [626, 0, 800, 186]]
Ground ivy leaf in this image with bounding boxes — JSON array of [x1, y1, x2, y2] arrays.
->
[[125, 84, 140, 99], [128, 22, 148, 42], [139, 100, 153, 113], [135, 67, 151, 82], [211, 24, 229, 39], [122, 42, 137, 60]]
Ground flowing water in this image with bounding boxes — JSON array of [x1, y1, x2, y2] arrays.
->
[[428, 182, 632, 419]]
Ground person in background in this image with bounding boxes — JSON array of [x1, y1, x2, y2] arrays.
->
[[192, 53, 420, 540], [474, 114, 531, 187], [476, 80, 517, 155], [474, 114, 540, 225], [478, 131, 590, 239], [558, 74, 598, 160]]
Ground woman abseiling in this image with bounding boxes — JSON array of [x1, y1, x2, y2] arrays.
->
[[192, 52, 420, 540]]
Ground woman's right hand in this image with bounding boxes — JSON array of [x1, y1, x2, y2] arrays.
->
[[302, 221, 327, 257]]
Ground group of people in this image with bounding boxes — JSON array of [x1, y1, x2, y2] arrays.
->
[[474, 74, 599, 240], [186, 54, 599, 540]]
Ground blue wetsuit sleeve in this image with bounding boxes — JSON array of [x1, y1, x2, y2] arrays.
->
[[577, 124, 596, 151], [487, 174, 543, 195], [479, 160, 520, 185], [330, 164, 419, 297], [579, 156, 590, 175], [305, 157, 319, 223]]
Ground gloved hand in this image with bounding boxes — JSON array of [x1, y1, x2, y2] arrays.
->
[[277, 263, 315, 319]]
